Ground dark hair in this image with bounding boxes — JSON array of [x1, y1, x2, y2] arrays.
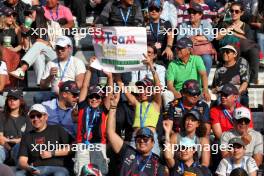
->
[[3, 97, 27, 117], [181, 114, 207, 138], [230, 2, 245, 12], [32, 6, 48, 30], [230, 168, 248, 176], [147, 43, 157, 54]]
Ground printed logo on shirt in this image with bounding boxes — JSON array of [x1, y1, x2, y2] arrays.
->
[[35, 137, 45, 144]]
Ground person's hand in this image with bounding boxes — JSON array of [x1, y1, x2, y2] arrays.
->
[[0, 135, 8, 145], [162, 47, 173, 60], [87, 56, 97, 68], [142, 53, 154, 67], [202, 89, 211, 102], [241, 133, 252, 145], [110, 92, 120, 107], [50, 67, 58, 77], [40, 151, 52, 159], [103, 70, 112, 78], [174, 91, 182, 99], [163, 119, 173, 134], [71, 103, 78, 123], [8, 138, 21, 144]]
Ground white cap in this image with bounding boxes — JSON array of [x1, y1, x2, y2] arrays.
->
[[179, 137, 196, 148], [220, 45, 237, 55], [55, 36, 72, 47], [28, 104, 48, 115], [234, 107, 251, 121]]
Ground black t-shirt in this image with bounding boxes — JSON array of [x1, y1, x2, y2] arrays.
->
[[0, 112, 32, 138], [170, 161, 211, 176], [118, 143, 165, 176], [212, 57, 249, 90], [19, 125, 72, 167], [146, 19, 172, 50]]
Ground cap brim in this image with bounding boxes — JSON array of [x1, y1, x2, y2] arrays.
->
[[220, 46, 237, 54], [55, 43, 68, 47]]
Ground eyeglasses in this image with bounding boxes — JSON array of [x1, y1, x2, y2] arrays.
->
[[230, 9, 241, 14], [149, 7, 160, 12], [220, 93, 231, 98], [222, 49, 234, 55], [135, 136, 151, 143], [235, 118, 250, 125], [88, 93, 101, 100], [29, 113, 43, 119], [188, 9, 200, 15]]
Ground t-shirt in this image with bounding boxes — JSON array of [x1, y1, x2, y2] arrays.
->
[[216, 156, 258, 176], [166, 55, 206, 91], [118, 144, 165, 176], [43, 4, 73, 23], [212, 58, 249, 89], [221, 129, 263, 157], [0, 61, 7, 75], [19, 125, 72, 167], [0, 113, 32, 138], [42, 56, 86, 93], [210, 103, 254, 133], [170, 160, 211, 176], [167, 99, 210, 132], [76, 101, 108, 144]]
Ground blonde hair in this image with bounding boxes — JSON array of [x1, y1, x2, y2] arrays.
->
[[0, 15, 19, 29]]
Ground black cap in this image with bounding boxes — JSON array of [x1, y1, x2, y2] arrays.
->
[[135, 127, 154, 138], [188, 2, 203, 13], [88, 86, 103, 97], [181, 79, 201, 96], [7, 89, 23, 99], [218, 83, 239, 96], [136, 78, 153, 88], [184, 109, 201, 121], [59, 81, 80, 94], [176, 37, 193, 49], [1, 6, 17, 16]]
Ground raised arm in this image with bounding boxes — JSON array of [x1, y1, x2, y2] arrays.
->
[[163, 119, 175, 168], [106, 92, 124, 153], [102, 71, 113, 110]]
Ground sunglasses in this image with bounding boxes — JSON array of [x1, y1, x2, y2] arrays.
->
[[135, 136, 151, 143], [230, 9, 241, 14], [235, 118, 250, 125], [188, 92, 200, 97], [231, 144, 243, 149], [149, 6, 160, 12], [188, 9, 201, 15], [55, 46, 67, 51], [88, 93, 101, 100], [222, 49, 234, 55], [179, 145, 194, 151], [29, 113, 43, 119], [220, 93, 231, 98]]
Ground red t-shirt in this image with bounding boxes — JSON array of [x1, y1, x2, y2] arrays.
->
[[210, 103, 254, 132]]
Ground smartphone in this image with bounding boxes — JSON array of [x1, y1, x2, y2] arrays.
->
[[28, 166, 39, 172]]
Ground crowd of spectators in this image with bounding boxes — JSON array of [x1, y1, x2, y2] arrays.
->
[[0, 0, 264, 175]]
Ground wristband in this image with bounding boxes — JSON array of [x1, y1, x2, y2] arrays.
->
[[166, 44, 172, 49]]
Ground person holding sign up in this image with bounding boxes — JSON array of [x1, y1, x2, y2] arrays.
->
[[115, 53, 162, 156]]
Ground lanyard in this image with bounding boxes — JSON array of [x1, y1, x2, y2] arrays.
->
[[57, 57, 71, 81], [85, 107, 98, 144], [179, 161, 198, 174], [136, 152, 152, 172], [150, 21, 160, 42], [49, 5, 59, 21], [223, 108, 234, 125], [179, 101, 185, 113], [119, 7, 131, 26], [231, 158, 245, 171], [140, 102, 151, 127]]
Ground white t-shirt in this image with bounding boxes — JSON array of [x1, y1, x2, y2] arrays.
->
[[42, 56, 86, 93], [216, 156, 258, 176], [0, 61, 8, 75]]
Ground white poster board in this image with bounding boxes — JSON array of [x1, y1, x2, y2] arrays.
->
[[91, 27, 147, 73]]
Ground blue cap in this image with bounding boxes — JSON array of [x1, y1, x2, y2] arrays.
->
[[179, 137, 196, 148], [184, 109, 201, 121], [176, 37, 193, 49], [148, 0, 161, 9], [135, 127, 154, 138]]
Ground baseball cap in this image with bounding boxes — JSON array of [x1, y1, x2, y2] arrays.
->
[[176, 37, 193, 49], [59, 81, 80, 94], [228, 137, 245, 147], [28, 104, 47, 115], [148, 0, 162, 9], [184, 109, 201, 121], [88, 86, 103, 97], [135, 127, 154, 138], [234, 107, 251, 121], [1, 7, 17, 16], [179, 137, 196, 148], [7, 89, 23, 99], [136, 78, 153, 88], [220, 45, 238, 55], [188, 2, 203, 13], [81, 163, 102, 176], [181, 79, 201, 96], [55, 36, 72, 47], [218, 83, 239, 96]]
